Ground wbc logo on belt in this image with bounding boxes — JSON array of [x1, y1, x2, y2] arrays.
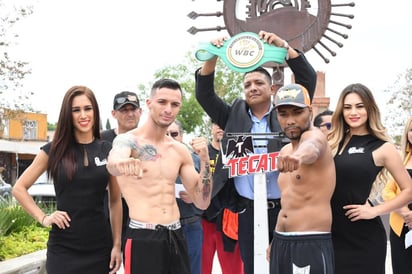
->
[[226, 33, 264, 69]]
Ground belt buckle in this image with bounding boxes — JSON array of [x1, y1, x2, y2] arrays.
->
[[267, 201, 276, 209]]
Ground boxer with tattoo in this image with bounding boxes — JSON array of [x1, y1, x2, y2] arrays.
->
[[107, 78, 212, 274]]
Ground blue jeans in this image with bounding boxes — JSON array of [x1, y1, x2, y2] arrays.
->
[[181, 218, 203, 274]]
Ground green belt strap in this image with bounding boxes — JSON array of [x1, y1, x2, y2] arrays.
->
[[195, 32, 287, 73]]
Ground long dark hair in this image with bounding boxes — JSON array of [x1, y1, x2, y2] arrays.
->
[[47, 86, 101, 182]]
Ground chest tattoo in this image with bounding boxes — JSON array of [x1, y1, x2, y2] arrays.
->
[[131, 142, 161, 161]]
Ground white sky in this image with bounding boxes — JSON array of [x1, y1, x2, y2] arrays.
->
[[8, 0, 412, 125]]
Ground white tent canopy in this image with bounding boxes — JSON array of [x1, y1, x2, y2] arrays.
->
[[0, 139, 46, 155]]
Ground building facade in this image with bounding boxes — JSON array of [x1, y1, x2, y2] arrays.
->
[[0, 109, 48, 185]]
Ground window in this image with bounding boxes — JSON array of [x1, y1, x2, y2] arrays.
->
[[23, 120, 38, 140], [1, 119, 9, 138]]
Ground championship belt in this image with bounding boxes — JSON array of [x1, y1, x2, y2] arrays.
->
[[195, 32, 287, 73]]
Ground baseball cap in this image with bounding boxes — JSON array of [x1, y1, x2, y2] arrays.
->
[[113, 91, 140, 110], [274, 84, 311, 108]]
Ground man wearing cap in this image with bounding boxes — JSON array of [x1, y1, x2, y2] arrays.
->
[[267, 84, 335, 274], [102, 91, 142, 141], [101, 91, 142, 252], [195, 30, 317, 274]]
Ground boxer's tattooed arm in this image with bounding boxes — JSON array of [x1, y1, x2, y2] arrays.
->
[[112, 133, 135, 150], [201, 162, 211, 200]]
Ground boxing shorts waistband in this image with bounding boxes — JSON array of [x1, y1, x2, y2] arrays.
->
[[129, 219, 181, 230]]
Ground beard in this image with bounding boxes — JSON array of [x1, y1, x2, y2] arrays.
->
[[284, 124, 310, 140], [287, 132, 300, 140]]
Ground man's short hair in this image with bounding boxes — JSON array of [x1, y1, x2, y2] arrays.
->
[[244, 67, 272, 84], [313, 110, 334, 127], [173, 119, 184, 134], [151, 78, 182, 97]]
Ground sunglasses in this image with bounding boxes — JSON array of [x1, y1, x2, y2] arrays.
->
[[115, 95, 139, 105], [167, 131, 179, 138], [320, 122, 332, 130]]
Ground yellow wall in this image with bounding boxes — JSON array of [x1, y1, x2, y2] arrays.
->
[[4, 110, 48, 141]]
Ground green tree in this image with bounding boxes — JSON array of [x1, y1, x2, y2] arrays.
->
[[47, 122, 56, 131], [105, 118, 111, 130], [0, 0, 34, 113], [145, 51, 243, 135], [384, 67, 412, 144]]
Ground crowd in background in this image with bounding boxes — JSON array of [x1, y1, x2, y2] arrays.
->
[[10, 29, 412, 274]]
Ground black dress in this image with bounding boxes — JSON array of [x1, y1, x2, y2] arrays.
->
[[43, 140, 113, 274], [332, 134, 387, 274]]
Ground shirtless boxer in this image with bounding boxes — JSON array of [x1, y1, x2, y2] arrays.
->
[[107, 78, 212, 274], [268, 83, 336, 274]]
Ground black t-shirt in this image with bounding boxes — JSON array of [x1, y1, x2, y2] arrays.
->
[[101, 128, 117, 143]]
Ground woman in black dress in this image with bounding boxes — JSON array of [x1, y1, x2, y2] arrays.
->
[[382, 116, 412, 274], [327, 83, 412, 274], [13, 86, 122, 274]]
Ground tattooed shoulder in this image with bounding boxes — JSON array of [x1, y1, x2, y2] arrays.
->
[[113, 133, 161, 161], [113, 133, 137, 150]]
